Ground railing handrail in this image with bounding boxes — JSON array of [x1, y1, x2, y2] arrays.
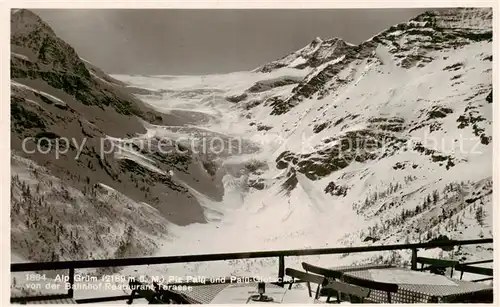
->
[[11, 238, 493, 272]]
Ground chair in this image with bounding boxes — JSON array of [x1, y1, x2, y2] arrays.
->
[[301, 262, 344, 299], [153, 282, 192, 304], [341, 274, 398, 303], [302, 262, 344, 279], [285, 268, 330, 300], [455, 262, 493, 282], [127, 279, 192, 304], [127, 279, 164, 304], [324, 280, 371, 303], [416, 257, 459, 277]]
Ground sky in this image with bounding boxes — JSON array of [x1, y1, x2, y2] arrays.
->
[[33, 9, 432, 75]]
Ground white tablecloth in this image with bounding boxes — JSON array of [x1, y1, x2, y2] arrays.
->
[[367, 269, 458, 286]]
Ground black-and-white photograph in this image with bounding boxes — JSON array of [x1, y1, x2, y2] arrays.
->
[[9, 3, 495, 304]]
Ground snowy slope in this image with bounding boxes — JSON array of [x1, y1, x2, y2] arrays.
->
[[10, 154, 174, 262]]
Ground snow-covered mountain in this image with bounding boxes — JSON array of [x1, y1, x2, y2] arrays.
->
[[10, 9, 223, 264], [11, 7, 493, 295], [95, 7, 494, 283], [246, 7, 493, 250]]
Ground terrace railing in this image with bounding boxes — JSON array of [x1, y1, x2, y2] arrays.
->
[[10, 238, 493, 304]]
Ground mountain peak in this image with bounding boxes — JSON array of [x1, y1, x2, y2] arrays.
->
[[311, 37, 323, 44], [12, 8, 36, 17], [11, 8, 56, 38], [254, 36, 353, 73], [11, 9, 89, 76]]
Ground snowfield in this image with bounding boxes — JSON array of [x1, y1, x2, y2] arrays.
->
[[114, 40, 491, 283], [117, 9, 492, 284]]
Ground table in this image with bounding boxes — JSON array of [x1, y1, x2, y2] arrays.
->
[[211, 283, 287, 304], [10, 296, 77, 304], [341, 267, 493, 303], [173, 282, 316, 304], [169, 264, 492, 304]]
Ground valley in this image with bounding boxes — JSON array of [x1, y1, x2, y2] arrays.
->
[[10, 8, 493, 298]]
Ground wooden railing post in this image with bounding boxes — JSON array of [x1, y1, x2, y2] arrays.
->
[[67, 268, 75, 298], [278, 256, 285, 287], [411, 248, 418, 271]]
